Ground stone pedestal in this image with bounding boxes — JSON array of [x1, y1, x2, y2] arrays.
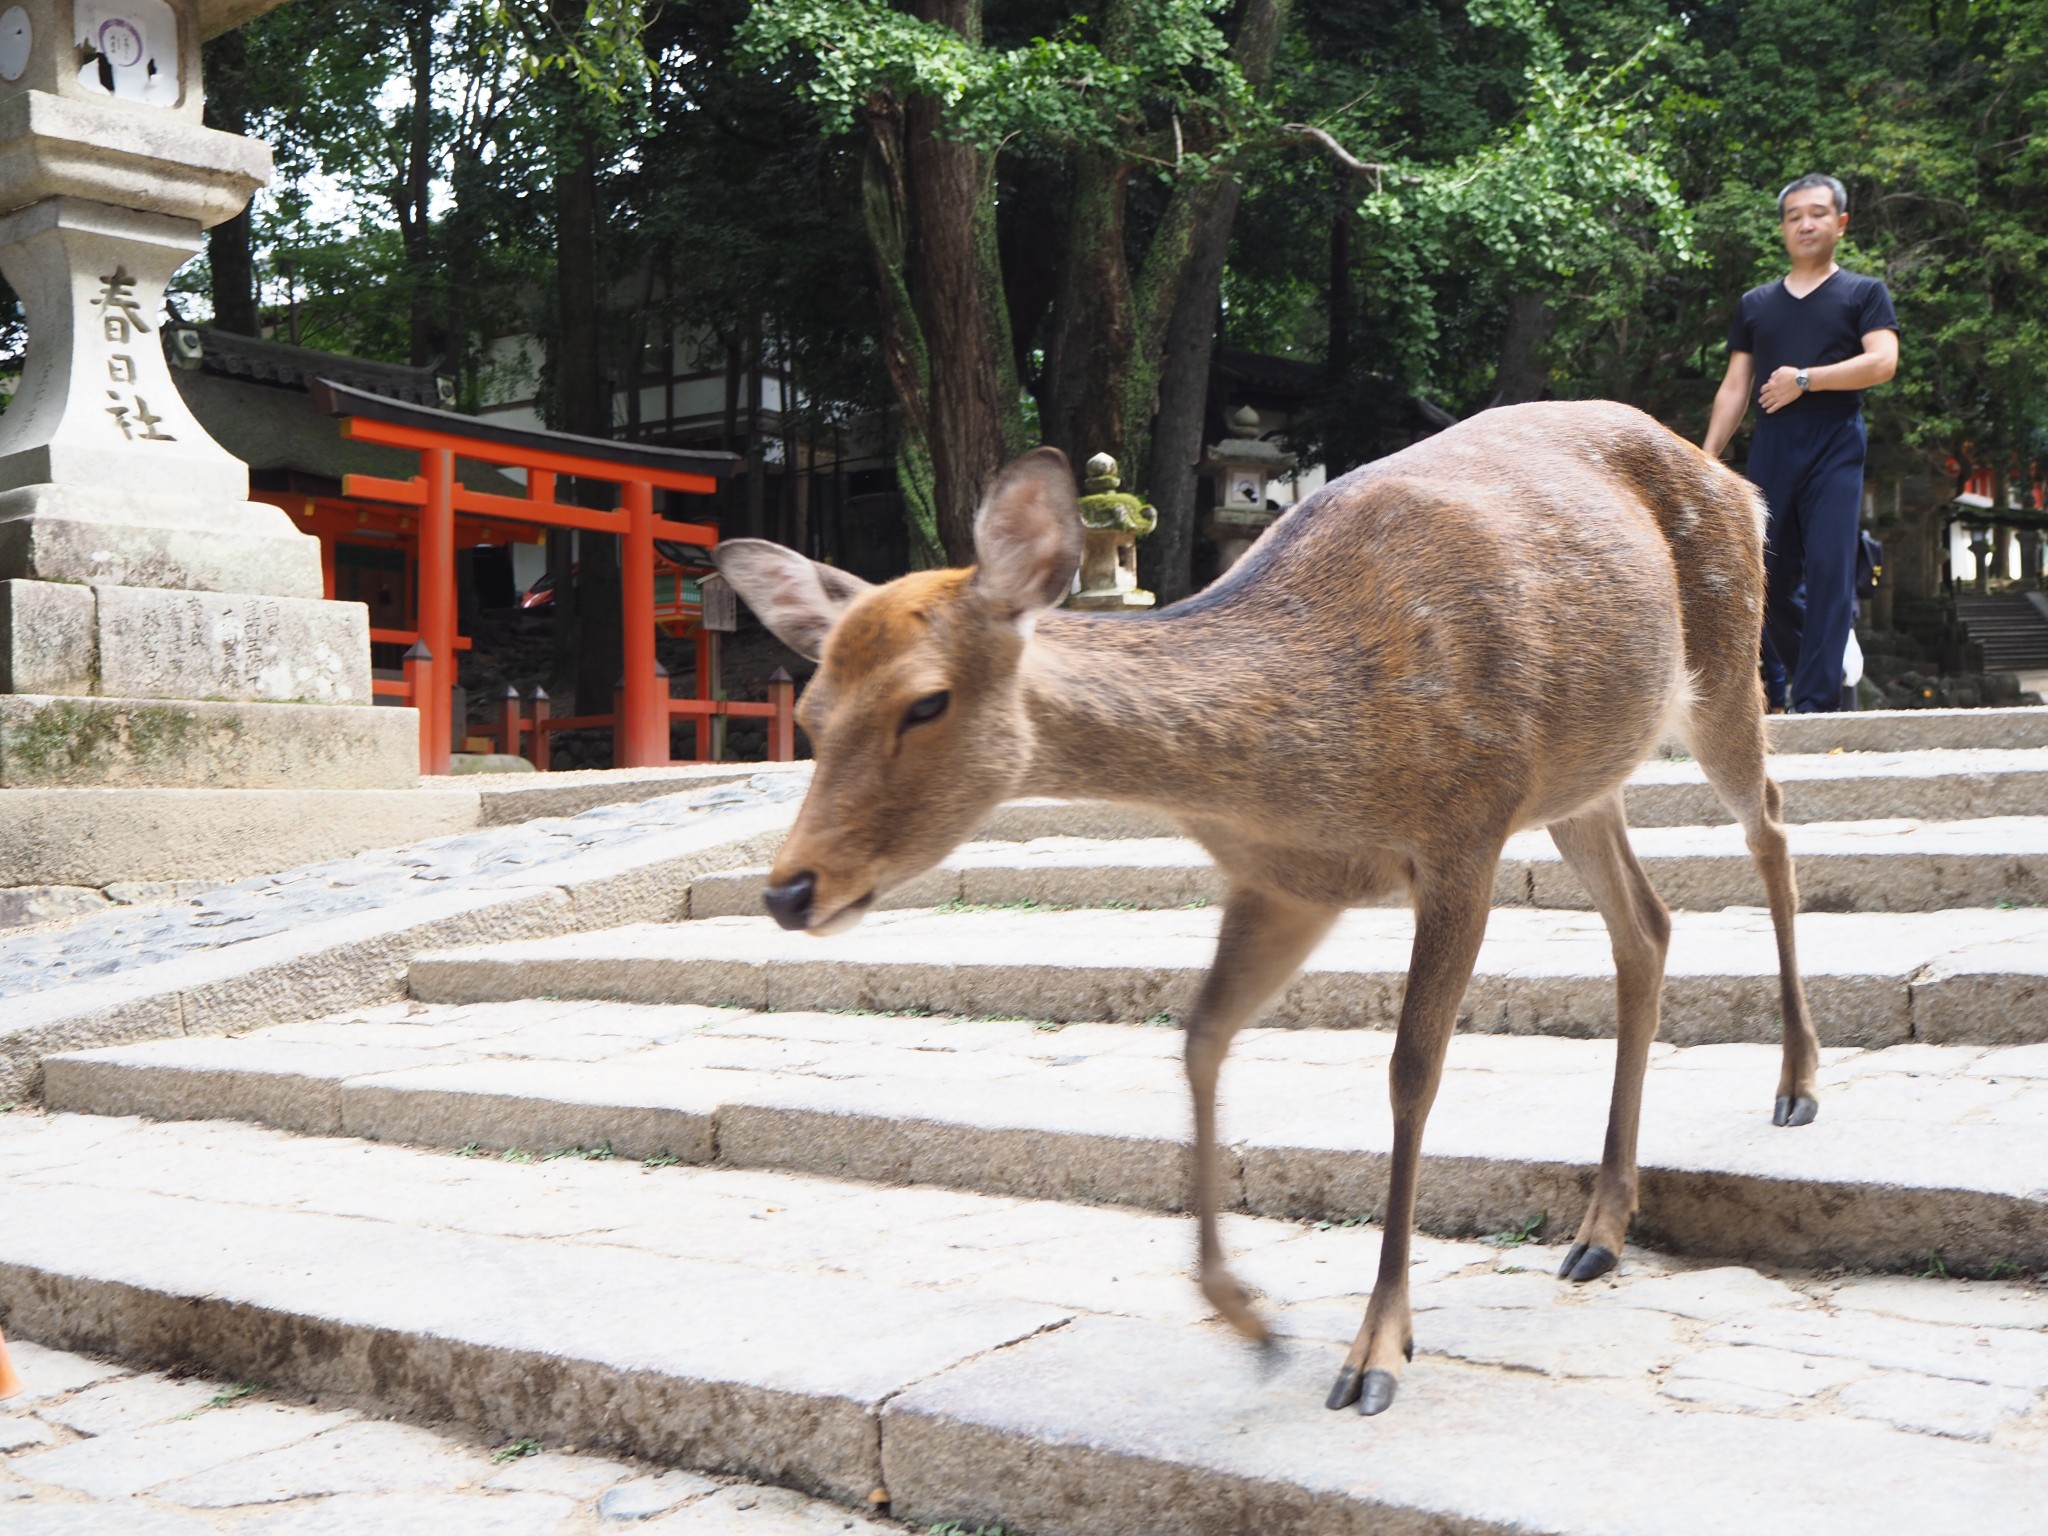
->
[[0, 0, 412, 787], [1203, 504, 1275, 573]]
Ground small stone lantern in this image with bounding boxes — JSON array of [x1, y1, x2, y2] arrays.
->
[[1202, 404, 1295, 572], [1065, 452, 1156, 611], [1969, 525, 1995, 595]]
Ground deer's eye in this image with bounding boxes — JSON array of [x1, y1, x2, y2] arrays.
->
[[901, 691, 950, 732]]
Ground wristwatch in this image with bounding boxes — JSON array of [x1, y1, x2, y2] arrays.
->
[[1795, 369, 1811, 392]]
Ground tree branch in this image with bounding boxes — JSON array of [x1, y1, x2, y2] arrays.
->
[[1279, 122, 1417, 191]]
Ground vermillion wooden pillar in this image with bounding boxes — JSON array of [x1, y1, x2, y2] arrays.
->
[[619, 478, 665, 767], [419, 446, 457, 774], [768, 668, 796, 761]]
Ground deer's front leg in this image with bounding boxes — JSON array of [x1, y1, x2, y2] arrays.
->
[[1185, 886, 1339, 1345], [1328, 866, 1494, 1416]]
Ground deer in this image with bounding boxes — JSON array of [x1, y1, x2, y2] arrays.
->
[[711, 399, 1817, 1418]]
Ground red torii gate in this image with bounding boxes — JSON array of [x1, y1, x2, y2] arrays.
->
[[310, 379, 787, 775]]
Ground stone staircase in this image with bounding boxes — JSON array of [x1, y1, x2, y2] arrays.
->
[[7, 708, 2048, 1532], [1957, 590, 2048, 673]]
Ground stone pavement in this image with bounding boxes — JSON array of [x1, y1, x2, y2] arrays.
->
[[0, 772, 804, 1102], [43, 1001, 2048, 1274], [404, 903, 2048, 1048], [11, 705, 2048, 1533], [0, 1110, 2043, 1535], [0, 775, 804, 1001], [0, 766, 778, 933], [0, 1335, 904, 1534]]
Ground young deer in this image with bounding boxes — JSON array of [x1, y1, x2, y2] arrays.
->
[[713, 400, 1817, 1417]]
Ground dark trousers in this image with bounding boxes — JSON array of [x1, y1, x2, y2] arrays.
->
[[1747, 412, 1866, 713]]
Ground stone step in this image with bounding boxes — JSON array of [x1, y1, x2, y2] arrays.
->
[[691, 818, 2048, 919], [974, 748, 2048, 840], [408, 905, 2048, 1049], [1763, 706, 2048, 753], [3, 1112, 2043, 1534], [43, 1002, 2048, 1276]]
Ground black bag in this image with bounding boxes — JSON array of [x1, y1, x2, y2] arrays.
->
[[1857, 530, 1884, 596]]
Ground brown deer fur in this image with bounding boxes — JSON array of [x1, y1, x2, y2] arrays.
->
[[713, 399, 1817, 1417]]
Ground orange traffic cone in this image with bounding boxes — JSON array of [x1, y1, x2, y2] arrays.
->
[[0, 1327, 22, 1399]]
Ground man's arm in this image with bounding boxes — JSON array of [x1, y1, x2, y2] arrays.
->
[[1702, 351, 1755, 459], [1757, 329, 1899, 413]]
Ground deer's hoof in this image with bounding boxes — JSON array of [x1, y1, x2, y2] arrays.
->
[[1561, 1243, 1618, 1283], [1358, 1369, 1399, 1416], [1324, 1365, 1362, 1411], [1773, 1094, 1820, 1128]]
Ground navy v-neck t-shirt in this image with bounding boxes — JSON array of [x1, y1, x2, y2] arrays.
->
[[1727, 269, 1898, 424]]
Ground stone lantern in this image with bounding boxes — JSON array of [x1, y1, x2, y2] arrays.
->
[[1065, 451, 1157, 611], [0, 1, 412, 787], [1202, 403, 1294, 572], [1969, 525, 1995, 595]]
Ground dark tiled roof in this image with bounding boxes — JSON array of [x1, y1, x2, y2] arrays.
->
[[171, 326, 449, 405], [1214, 346, 1328, 401], [162, 329, 514, 495]]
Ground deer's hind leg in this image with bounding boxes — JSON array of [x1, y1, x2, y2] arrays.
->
[[1184, 884, 1340, 1346], [1680, 666, 1820, 1126], [1546, 791, 1671, 1283]]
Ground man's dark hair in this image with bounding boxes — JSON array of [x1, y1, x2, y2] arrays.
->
[[1778, 173, 1848, 218]]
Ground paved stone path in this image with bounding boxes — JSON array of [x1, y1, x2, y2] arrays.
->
[[0, 776, 803, 1001], [15, 707, 2048, 1533], [45, 1000, 2048, 1275], [1, 1335, 906, 1535], [405, 903, 2048, 1048], [1, 1107, 2044, 1533]]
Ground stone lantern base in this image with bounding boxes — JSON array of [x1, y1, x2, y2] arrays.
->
[[0, 73, 414, 789]]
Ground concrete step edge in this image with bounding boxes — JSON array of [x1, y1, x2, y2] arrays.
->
[[9, 1122, 2045, 1536], [43, 1024, 2048, 1276], [403, 907, 2048, 1050], [686, 820, 2048, 919]]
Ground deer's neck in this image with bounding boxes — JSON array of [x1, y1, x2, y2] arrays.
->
[[1016, 609, 1272, 815]]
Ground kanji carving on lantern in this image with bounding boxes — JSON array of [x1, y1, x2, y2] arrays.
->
[[104, 392, 174, 441], [93, 265, 151, 342]]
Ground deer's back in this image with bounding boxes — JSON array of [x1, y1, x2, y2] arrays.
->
[[1151, 402, 1756, 853]]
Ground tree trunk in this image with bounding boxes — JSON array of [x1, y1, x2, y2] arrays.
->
[[1136, 0, 1290, 602], [856, 0, 1020, 569], [1042, 146, 1136, 472], [1487, 291, 1556, 408], [859, 107, 942, 566], [399, 0, 438, 367], [906, 62, 1017, 563], [1140, 178, 1238, 604], [551, 129, 620, 717], [201, 29, 260, 335]]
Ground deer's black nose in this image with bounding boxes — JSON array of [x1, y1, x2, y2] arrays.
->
[[762, 872, 816, 930]]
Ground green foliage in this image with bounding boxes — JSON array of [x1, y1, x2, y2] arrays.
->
[[491, 1435, 543, 1463], [192, 0, 2048, 581], [1485, 1210, 1547, 1247], [740, 0, 1249, 159], [1362, 3, 1691, 278]]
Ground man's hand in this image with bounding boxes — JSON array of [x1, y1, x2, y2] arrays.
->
[[1702, 350, 1755, 458], [1758, 365, 1805, 414]]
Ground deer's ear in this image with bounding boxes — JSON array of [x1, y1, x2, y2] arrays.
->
[[712, 541, 871, 661], [973, 447, 1083, 619]]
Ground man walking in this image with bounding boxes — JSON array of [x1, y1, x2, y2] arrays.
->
[[1703, 173, 1899, 713]]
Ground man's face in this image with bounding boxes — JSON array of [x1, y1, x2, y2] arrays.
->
[[1780, 189, 1848, 262]]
